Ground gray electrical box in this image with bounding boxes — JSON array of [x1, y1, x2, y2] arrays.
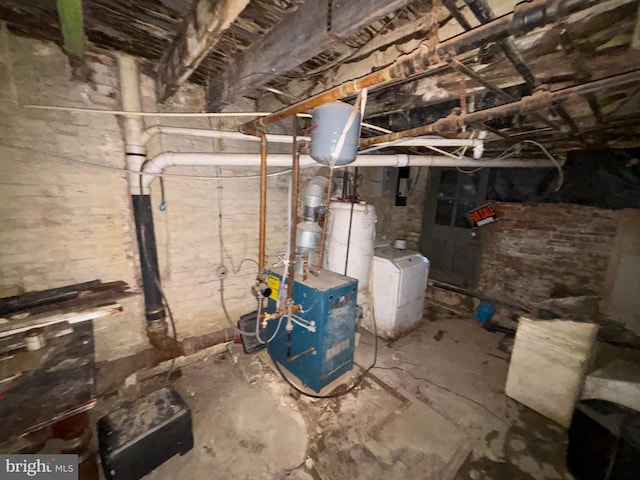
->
[[378, 167, 398, 198]]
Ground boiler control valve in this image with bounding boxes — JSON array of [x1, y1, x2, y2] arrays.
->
[[251, 281, 271, 300]]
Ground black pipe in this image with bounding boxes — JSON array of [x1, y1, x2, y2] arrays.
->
[[132, 194, 165, 321], [443, 0, 473, 30]]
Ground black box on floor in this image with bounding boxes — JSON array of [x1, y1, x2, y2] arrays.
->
[[238, 310, 266, 354], [98, 387, 193, 480], [567, 399, 640, 480]]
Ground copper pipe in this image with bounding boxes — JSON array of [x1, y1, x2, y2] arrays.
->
[[240, 128, 268, 272], [287, 347, 315, 363], [287, 117, 300, 301], [316, 167, 334, 269], [264, 304, 302, 321], [359, 69, 640, 149], [240, 0, 600, 133]]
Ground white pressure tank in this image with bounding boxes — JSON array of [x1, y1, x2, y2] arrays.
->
[[324, 201, 377, 329]]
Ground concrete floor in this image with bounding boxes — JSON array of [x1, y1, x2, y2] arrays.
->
[[93, 305, 575, 480]]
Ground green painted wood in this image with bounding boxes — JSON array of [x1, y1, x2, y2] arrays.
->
[[56, 0, 85, 58]]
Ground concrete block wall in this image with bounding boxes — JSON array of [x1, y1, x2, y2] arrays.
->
[[0, 32, 308, 362]]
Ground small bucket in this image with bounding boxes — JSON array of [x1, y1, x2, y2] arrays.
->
[[475, 302, 495, 325]]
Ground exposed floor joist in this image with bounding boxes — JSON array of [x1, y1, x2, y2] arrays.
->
[[156, 0, 251, 102], [206, 0, 410, 110]]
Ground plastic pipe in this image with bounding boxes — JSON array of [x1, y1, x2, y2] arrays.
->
[[117, 55, 166, 328], [141, 125, 311, 145], [141, 153, 558, 186], [141, 125, 482, 151], [117, 55, 147, 194]]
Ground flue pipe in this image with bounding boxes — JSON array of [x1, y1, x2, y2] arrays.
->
[[316, 168, 335, 269], [240, 0, 600, 132], [360, 69, 640, 148]]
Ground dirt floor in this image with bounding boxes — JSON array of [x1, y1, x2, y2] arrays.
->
[[91, 305, 576, 480]]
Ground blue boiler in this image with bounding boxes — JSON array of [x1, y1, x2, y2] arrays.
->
[[265, 268, 358, 392]]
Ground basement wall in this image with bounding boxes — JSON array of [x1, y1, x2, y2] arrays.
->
[[362, 168, 640, 333], [0, 32, 300, 363], [477, 202, 620, 306]]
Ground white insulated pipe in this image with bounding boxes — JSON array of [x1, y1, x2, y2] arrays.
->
[[141, 125, 311, 145], [141, 152, 558, 187], [141, 125, 484, 153], [117, 55, 147, 194]]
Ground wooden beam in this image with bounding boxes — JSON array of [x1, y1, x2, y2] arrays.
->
[[206, 0, 410, 110], [329, 0, 411, 39], [56, 0, 85, 60], [156, 0, 250, 102]]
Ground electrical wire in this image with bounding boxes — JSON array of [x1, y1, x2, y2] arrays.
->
[[522, 139, 565, 191], [218, 277, 257, 336], [214, 174, 261, 337]]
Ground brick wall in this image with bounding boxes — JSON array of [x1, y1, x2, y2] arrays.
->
[[361, 170, 626, 318], [0, 33, 310, 361], [477, 202, 620, 306]]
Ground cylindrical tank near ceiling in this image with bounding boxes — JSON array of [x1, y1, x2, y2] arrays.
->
[[324, 201, 377, 328], [310, 101, 361, 166]]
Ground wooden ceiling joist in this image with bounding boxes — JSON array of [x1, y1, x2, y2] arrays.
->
[[156, 0, 251, 102], [205, 0, 411, 110]]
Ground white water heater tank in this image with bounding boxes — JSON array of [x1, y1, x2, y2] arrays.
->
[[324, 201, 377, 329]]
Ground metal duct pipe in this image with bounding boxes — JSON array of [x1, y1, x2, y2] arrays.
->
[[302, 176, 330, 221], [240, 0, 600, 132], [295, 175, 330, 274], [360, 69, 640, 148], [117, 55, 167, 332]]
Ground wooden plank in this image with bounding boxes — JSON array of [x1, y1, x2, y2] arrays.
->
[[0, 286, 24, 299], [206, 0, 409, 109], [6, 288, 133, 318], [0, 302, 126, 338], [329, 0, 411, 39], [156, 0, 251, 101], [0, 280, 102, 316]]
